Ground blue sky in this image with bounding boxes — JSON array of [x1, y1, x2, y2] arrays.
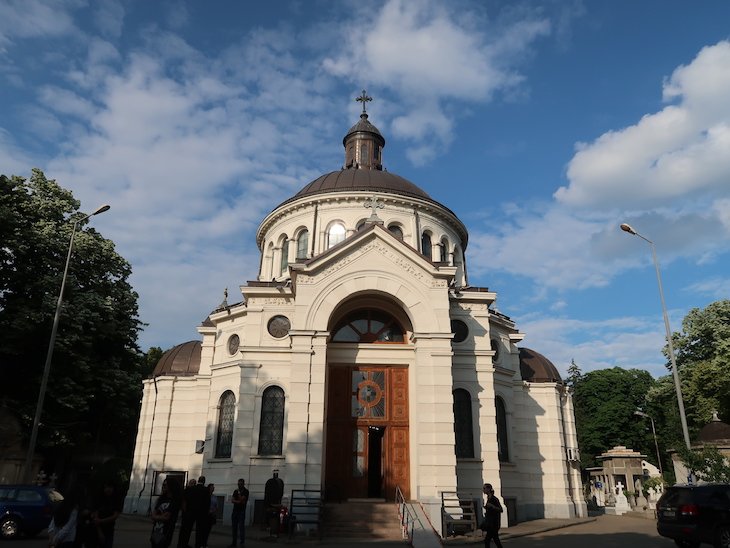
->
[[2, 0, 729, 377]]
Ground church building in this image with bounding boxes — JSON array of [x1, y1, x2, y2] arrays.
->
[[125, 94, 587, 532]]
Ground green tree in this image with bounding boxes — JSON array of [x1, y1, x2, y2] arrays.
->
[[671, 300, 730, 430], [0, 169, 144, 465], [677, 445, 730, 484], [572, 367, 656, 468], [566, 358, 583, 389]]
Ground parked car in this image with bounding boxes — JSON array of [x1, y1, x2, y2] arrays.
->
[[656, 483, 730, 548], [0, 485, 64, 540]]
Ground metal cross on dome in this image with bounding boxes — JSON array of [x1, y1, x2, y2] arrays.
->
[[364, 194, 384, 223], [356, 89, 372, 114]]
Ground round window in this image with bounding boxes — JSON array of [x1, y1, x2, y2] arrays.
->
[[267, 315, 291, 338], [451, 320, 468, 343], [227, 334, 240, 355]]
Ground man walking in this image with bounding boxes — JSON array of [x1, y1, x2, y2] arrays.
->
[[229, 478, 248, 547], [482, 483, 503, 548]]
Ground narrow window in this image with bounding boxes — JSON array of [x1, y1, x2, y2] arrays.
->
[[360, 143, 369, 165], [296, 230, 308, 260], [280, 238, 289, 274], [453, 389, 474, 458], [439, 239, 448, 262], [421, 232, 432, 259], [215, 391, 236, 458], [328, 223, 346, 249], [388, 225, 403, 239], [258, 386, 285, 455], [496, 397, 509, 462]]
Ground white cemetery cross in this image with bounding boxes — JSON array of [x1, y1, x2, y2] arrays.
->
[[614, 481, 630, 513]]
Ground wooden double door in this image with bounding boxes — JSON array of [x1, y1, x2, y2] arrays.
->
[[324, 365, 409, 501]]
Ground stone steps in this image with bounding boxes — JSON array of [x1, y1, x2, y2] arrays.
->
[[323, 500, 405, 540]]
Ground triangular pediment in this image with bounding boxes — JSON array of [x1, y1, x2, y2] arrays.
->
[[291, 223, 455, 289]]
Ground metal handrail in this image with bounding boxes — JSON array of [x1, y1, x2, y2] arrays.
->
[[395, 485, 416, 542]]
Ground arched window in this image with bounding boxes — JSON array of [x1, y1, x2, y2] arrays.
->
[[280, 238, 289, 274], [439, 238, 449, 262], [258, 386, 285, 455], [328, 223, 346, 249], [453, 389, 474, 458], [215, 391, 236, 458], [421, 232, 432, 259], [496, 397, 509, 462], [296, 230, 308, 260], [331, 309, 405, 343], [388, 225, 403, 239]]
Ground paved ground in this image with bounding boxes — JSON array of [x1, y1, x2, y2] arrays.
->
[[14, 511, 671, 547]]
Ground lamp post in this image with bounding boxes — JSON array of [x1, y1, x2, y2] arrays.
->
[[620, 223, 691, 450], [634, 409, 664, 477], [23, 204, 111, 483]]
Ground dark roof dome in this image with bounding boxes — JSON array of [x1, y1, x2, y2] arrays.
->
[[294, 169, 431, 201], [152, 340, 201, 377], [698, 412, 730, 443], [519, 348, 563, 383], [343, 113, 384, 145]]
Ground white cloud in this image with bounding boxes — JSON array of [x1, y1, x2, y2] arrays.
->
[[0, 0, 81, 48], [519, 314, 671, 378], [93, 0, 125, 39], [555, 41, 730, 209], [685, 277, 730, 300], [322, 0, 550, 156]]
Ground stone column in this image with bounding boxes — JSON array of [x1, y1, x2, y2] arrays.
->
[[286, 330, 328, 491]]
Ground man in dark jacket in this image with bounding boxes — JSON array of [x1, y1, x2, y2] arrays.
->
[[482, 483, 503, 548]]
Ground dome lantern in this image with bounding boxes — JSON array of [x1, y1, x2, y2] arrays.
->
[[343, 90, 385, 171]]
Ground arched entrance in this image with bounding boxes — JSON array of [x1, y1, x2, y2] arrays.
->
[[324, 307, 411, 501]]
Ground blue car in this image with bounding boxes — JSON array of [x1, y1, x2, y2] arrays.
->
[[0, 485, 64, 539]]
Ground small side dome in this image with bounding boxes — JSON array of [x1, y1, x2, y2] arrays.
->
[[152, 340, 201, 377], [519, 347, 562, 383], [698, 412, 730, 443]]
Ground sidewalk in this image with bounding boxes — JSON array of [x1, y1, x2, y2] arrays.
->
[[110, 513, 595, 547], [442, 516, 597, 544]]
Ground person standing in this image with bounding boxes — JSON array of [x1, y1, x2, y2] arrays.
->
[[48, 491, 79, 548], [150, 478, 180, 548], [177, 479, 198, 548], [229, 478, 249, 548], [199, 483, 217, 548], [191, 477, 211, 548], [263, 471, 284, 537], [91, 482, 122, 548], [482, 483, 503, 548]]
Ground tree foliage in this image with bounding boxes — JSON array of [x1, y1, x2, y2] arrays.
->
[[572, 367, 656, 468], [0, 169, 144, 462], [671, 300, 730, 430], [677, 445, 730, 484]]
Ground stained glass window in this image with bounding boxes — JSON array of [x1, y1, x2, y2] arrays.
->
[[421, 232, 432, 259], [258, 386, 285, 455], [280, 238, 289, 273], [215, 391, 236, 458], [328, 223, 346, 248], [351, 370, 386, 418], [453, 389, 474, 459]]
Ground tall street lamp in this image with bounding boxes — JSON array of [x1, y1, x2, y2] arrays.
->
[[634, 409, 664, 477], [620, 223, 691, 450], [23, 204, 111, 483]]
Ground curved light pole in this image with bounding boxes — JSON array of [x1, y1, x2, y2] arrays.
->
[[634, 409, 664, 477], [23, 204, 111, 483], [620, 223, 691, 450]]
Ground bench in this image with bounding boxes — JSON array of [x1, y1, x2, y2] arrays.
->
[[288, 489, 323, 539], [441, 491, 478, 537]]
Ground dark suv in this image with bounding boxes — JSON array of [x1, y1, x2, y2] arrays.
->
[[656, 484, 730, 548], [0, 485, 64, 539]]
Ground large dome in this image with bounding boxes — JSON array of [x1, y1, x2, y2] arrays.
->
[[519, 347, 563, 383], [152, 340, 201, 377], [293, 169, 431, 201]]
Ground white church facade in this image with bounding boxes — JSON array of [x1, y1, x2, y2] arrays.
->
[[125, 97, 587, 531]]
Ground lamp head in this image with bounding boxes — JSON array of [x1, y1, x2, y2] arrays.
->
[[634, 409, 648, 418], [620, 223, 636, 235], [92, 204, 111, 216]]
